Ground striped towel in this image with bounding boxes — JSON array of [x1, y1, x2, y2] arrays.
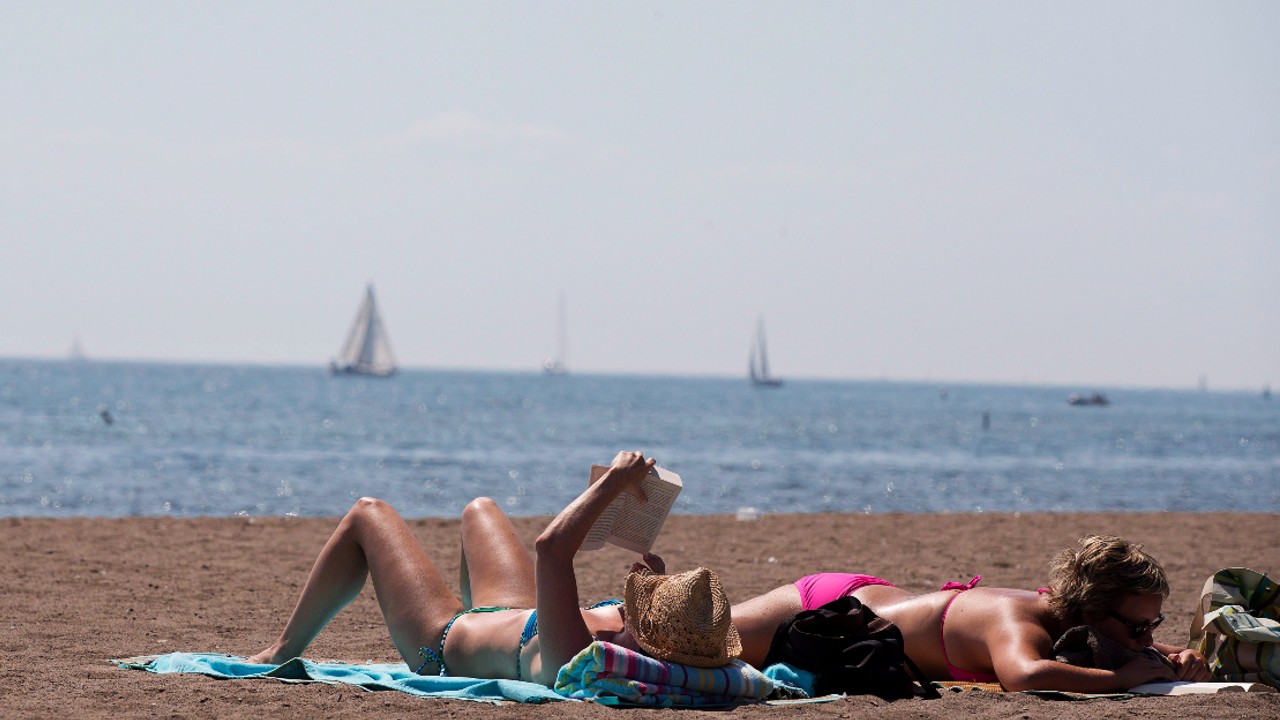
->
[[555, 641, 805, 706]]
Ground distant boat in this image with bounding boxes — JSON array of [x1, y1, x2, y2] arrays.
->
[[68, 335, 87, 361], [330, 284, 397, 377], [543, 293, 568, 375], [1068, 392, 1108, 406], [748, 317, 783, 388]]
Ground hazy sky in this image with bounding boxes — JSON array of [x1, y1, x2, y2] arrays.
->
[[3, 2, 1276, 389]]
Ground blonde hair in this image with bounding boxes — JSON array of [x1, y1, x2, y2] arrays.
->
[[1046, 535, 1169, 622]]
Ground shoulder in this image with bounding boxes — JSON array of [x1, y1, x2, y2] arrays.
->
[[987, 587, 1055, 617], [959, 589, 1056, 634], [976, 590, 1061, 650]]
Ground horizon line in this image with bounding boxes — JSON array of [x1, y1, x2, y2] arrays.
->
[[0, 353, 1271, 395]]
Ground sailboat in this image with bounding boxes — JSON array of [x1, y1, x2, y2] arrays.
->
[[543, 293, 568, 375], [68, 335, 87, 361], [748, 317, 782, 387], [330, 284, 397, 377]]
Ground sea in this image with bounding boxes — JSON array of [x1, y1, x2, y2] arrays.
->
[[1, 359, 1276, 519]]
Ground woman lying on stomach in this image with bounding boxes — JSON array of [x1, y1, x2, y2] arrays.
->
[[731, 533, 1212, 692]]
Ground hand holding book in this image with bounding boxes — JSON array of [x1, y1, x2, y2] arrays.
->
[[593, 450, 656, 502], [582, 462, 682, 554]]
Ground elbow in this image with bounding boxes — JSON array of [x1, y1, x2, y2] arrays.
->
[[998, 674, 1036, 693], [999, 669, 1051, 692], [994, 661, 1049, 692], [534, 527, 574, 561]]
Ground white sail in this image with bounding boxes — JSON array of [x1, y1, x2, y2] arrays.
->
[[331, 284, 397, 377], [748, 317, 782, 387], [543, 293, 568, 375]]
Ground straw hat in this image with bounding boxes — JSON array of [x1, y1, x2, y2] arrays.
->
[[623, 567, 742, 667]]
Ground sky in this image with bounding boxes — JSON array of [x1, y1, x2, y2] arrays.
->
[[2, 1, 1277, 390]]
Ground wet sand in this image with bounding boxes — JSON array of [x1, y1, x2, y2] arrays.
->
[[3, 511, 1277, 718]]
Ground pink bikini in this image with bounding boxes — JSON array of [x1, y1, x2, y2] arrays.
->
[[937, 576, 999, 683], [794, 572, 1000, 683], [795, 573, 896, 610]]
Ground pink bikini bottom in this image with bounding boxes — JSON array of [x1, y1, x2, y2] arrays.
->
[[794, 573, 896, 611], [794, 572, 1000, 684]]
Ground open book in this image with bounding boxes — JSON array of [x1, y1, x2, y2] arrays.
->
[[581, 464, 682, 553], [1128, 681, 1277, 695]]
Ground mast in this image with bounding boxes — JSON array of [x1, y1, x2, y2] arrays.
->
[[748, 316, 782, 387], [747, 316, 768, 379], [556, 292, 567, 369], [544, 292, 568, 374], [357, 285, 380, 367]]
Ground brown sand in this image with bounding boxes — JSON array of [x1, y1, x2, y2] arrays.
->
[[4, 511, 1278, 718]]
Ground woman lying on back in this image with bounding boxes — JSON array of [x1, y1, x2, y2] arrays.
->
[[247, 451, 739, 687], [730, 534, 1211, 692]]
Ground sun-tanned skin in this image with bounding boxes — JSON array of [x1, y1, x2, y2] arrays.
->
[[248, 452, 657, 687], [730, 569, 1209, 692], [249, 451, 1209, 692]]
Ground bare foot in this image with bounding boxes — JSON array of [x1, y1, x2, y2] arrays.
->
[[246, 647, 283, 665]]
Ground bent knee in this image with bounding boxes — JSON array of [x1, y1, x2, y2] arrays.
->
[[348, 496, 395, 520], [462, 496, 501, 521], [343, 497, 409, 535], [463, 497, 519, 534]]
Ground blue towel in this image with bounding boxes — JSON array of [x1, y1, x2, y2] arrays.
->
[[763, 662, 818, 696], [118, 653, 567, 705]]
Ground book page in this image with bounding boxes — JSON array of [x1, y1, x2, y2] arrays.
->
[[580, 465, 620, 551], [603, 466, 682, 553]]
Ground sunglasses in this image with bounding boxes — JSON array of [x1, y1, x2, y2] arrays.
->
[[1108, 610, 1165, 638]]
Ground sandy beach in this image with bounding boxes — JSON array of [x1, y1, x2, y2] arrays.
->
[[4, 511, 1277, 718]]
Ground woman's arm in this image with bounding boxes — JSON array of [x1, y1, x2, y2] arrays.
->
[[988, 616, 1177, 692], [532, 451, 655, 684], [996, 653, 1178, 692]]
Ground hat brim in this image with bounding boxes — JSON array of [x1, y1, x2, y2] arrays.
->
[[635, 624, 743, 668]]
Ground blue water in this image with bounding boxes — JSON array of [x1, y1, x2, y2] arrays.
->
[[1, 359, 1276, 518]]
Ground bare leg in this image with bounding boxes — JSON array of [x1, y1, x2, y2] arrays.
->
[[248, 497, 463, 667], [731, 584, 803, 667], [458, 497, 536, 608]]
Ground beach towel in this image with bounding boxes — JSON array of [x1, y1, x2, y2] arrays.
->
[[555, 640, 806, 706], [1189, 567, 1280, 689], [117, 653, 567, 704]]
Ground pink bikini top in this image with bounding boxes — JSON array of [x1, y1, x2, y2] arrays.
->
[[938, 576, 999, 684]]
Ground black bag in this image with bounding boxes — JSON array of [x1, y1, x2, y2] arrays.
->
[[763, 595, 939, 700]]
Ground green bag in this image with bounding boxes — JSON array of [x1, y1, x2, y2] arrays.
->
[[1189, 567, 1280, 689]]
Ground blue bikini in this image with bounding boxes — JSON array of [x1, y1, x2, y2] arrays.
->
[[416, 599, 622, 680], [415, 606, 508, 676]]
